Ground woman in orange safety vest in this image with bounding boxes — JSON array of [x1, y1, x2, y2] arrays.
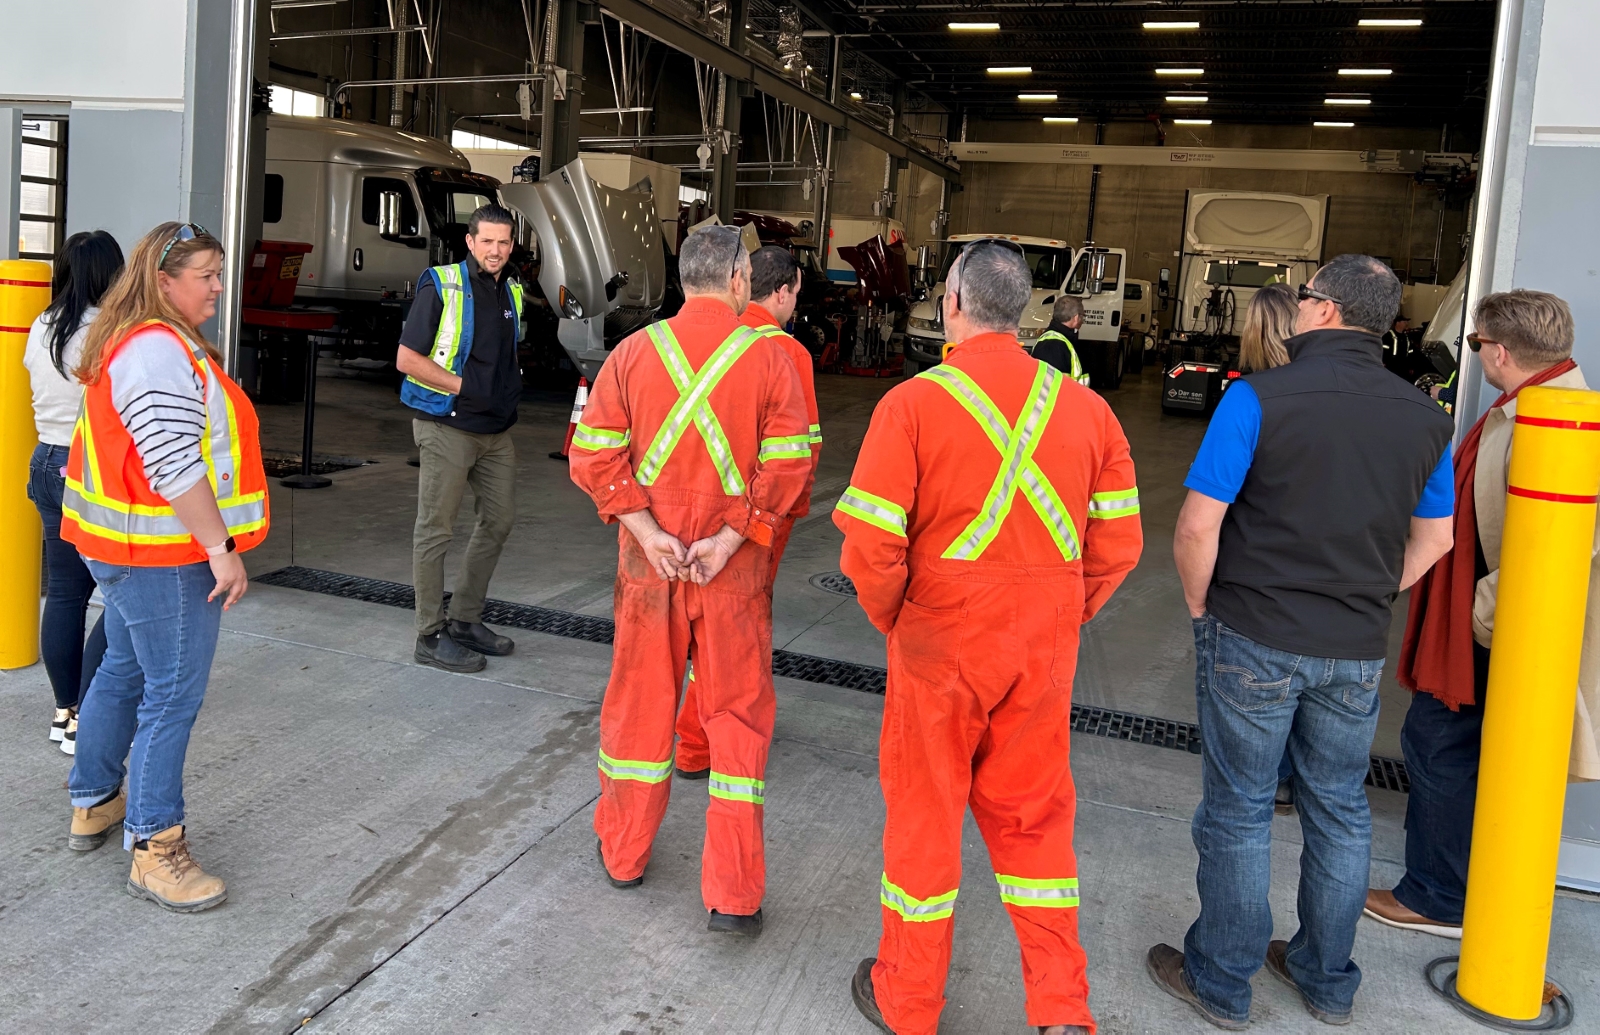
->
[[60, 222, 269, 914]]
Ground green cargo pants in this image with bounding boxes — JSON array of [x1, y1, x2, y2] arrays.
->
[[412, 419, 516, 636]]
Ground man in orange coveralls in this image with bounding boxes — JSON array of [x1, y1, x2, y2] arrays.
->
[[674, 245, 821, 778], [835, 240, 1143, 1034], [569, 226, 813, 935]]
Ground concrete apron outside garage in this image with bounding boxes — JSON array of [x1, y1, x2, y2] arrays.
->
[[0, 363, 1594, 1033]]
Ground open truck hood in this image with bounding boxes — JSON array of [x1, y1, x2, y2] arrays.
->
[[837, 236, 911, 305], [500, 158, 665, 378], [1184, 191, 1329, 260]]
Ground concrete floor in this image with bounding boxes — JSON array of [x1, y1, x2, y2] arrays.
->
[[2, 359, 1596, 1034]]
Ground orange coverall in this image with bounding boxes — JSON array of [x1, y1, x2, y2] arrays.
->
[[675, 300, 822, 771], [833, 332, 1142, 1034], [570, 296, 812, 915]]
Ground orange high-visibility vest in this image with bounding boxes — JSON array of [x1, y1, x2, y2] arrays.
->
[[61, 320, 270, 566]]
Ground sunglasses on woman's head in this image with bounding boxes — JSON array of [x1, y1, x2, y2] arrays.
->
[[158, 223, 210, 269]]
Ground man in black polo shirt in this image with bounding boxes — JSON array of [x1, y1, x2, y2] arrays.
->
[[395, 205, 525, 673], [1145, 255, 1456, 1029]]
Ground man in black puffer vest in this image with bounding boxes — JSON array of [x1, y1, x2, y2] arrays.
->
[[1145, 255, 1456, 1030]]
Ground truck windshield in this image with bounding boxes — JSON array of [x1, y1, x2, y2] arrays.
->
[[939, 241, 1069, 289], [1204, 261, 1292, 288]]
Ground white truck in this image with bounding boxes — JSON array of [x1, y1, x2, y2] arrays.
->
[[903, 235, 1131, 387]]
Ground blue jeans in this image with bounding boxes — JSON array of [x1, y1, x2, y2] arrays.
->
[[27, 443, 108, 709], [68, 560, 222, 849], [1183, 615, 1383, 1023]]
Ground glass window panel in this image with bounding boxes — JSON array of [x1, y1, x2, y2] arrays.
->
[[22, 142, 56, 179], [20, 219, 56, 256], [20, 182, 55, 216], [451, 192, 494, 222], [292, 90, 322, 117], [271, 85, 295, 115]]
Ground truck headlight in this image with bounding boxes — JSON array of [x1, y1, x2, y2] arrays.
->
[[558, 286, 584, 319], [908, 316, 937, 332], [1017, 326, 1042, 339]]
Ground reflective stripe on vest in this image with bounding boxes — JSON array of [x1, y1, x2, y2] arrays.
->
[[405, 265, 526, 399], [1036, 330, 1091, 386], [995, 874, 1080, 908], [636, 322, 760, 494], [1088, 487, 1140, 519], [919, 363, 1081, 562], [597, 748, 672, 784], [836, 486, 908, 538], [63, 323, 267, 550], [708, 771, 765, 804], [753, 323, 823, 446], [880, 873, 957, 922]]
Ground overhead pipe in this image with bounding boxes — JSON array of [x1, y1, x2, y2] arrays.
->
[[270, 24, 425, 41], [333, 73, 544, 104]]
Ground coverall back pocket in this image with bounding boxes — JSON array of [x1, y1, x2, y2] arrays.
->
[[889, 600, 967, 693]]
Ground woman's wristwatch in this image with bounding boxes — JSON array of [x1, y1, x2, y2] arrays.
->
[[205, 536, 238, 557]]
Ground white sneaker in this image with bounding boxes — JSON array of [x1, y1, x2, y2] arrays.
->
[[60, 711, 78, 756], [50, 708, 70, 743]]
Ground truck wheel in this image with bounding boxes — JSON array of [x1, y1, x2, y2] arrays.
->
[[1103, 342, 1125, 390], [903, 357, 922, 377]]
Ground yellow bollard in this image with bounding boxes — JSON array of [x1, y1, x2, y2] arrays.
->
[[0, 259, 52, 670], [1453, 385, 1600, 1023]]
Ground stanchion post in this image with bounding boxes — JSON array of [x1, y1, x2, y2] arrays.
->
[[1454, 385, 1600, 1023], [0, 259, 52, 669]]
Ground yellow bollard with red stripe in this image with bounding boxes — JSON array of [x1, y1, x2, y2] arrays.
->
[[1451, 385, 1600, 1025], [0, 259, 52, 669]]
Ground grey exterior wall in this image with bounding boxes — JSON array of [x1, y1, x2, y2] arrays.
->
[[1514, 144, 1600, 373], [64, 108, 187, 251]]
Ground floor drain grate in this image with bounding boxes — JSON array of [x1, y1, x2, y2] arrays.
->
[[256, 565, 1409, 791], [809, 571, 858, 597]]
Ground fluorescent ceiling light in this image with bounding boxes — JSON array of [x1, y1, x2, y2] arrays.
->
[[988, 66, 1032, 75], [849, 91, 863, 100], [1144, 20, 1199, 30], [1156, 68, 1204, 76], [1174, 119, 1212, 125], [1339, 68, 1393, 76], [1325, 97, 1373, 106], [948, 21, 999, 30], [1018, 93, 1058, 101], [1359, 18, 1422, 28], [1314, 121, 1355, 128], [1043, 117, 1079, 123], [1166, 94, 1208, 103]]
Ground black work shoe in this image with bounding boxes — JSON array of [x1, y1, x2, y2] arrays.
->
[[1274, 779, 1296, 816], [675, 766, 710, 780], [1265, 940, 1351, 1025], [708, 908, 763, 936], [1145, 944, 1249, 1031], [1037, 1027, 1092, 1034], [597, 840, 642, 888], [448, 620, 515, 656], [415, 631, 487, 673], [851, 958, 893, 1034]]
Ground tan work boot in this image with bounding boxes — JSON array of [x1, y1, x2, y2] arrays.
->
[[68, 790, 126, 852], [126, 826, 227, 913]]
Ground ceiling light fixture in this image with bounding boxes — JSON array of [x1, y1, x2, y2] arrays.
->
[[1325, 97, 1373, 106], [850, 91, 863, 100], [1339, 68, 1393, 76], [1144, 20, 1199, 30], [1314, 121, 1355, 127], [1166, 94, 1208, 103], [1043, 117, 1079, 123], [1359, 17, 1422, 28], [1018, 93, 1058, 101], [988, 66, 1032, 75], [948, 21, 999, 31], [1174, 119, 1212, 125], [1156, 68, 1204, 76]]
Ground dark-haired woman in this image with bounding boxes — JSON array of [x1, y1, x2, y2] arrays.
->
[[24, 229, 123, 754]]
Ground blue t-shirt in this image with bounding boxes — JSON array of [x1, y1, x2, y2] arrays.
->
[[1184, 381, 1454, 517]]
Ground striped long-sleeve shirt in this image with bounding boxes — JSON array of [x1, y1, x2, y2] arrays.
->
[[107, 327, 209, 498]]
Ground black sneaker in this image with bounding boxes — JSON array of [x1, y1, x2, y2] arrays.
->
[[60, 711, 77, 756], [51, 707, 70, 743], [597, 839, 642, 888], [675, 766, 710, 780], [851, 958, 893, 1034], [708, 908, 763, 936], [447, 621, 515, 656], [415, 631, 487, 673]]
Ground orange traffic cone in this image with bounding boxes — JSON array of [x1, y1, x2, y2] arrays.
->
[[549, 377, 589, 460]]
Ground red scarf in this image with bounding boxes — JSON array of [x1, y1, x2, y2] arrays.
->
[[1398, 358, 1578, 708]]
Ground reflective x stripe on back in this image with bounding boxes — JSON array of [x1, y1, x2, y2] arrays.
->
[[919, 362, 1081, 562], [995, 874, 1080, 909], [880, 873, 957, 922], [637, 323, 760, 494]]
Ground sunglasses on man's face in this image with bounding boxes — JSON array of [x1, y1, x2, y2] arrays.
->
[[1296, 283, 1343, 307], [1466, 332, 1501, 353], [158, 223, 210, 269]]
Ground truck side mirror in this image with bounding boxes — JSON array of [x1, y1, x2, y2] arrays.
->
[[377, 191, 403, 238], [1158, 267, 1172, 311]]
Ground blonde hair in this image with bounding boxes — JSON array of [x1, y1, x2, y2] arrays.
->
[[1475, 289, 1574, 368], [1238, 282, 1298, 372], [76, 221, 225, 384]]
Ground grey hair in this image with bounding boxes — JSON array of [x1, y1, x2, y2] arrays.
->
[[1052, 295, 1085, 325], [679, 225, 750, 293], [1311, 254, 1402, 335], [949, 242, 1033, 332]]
